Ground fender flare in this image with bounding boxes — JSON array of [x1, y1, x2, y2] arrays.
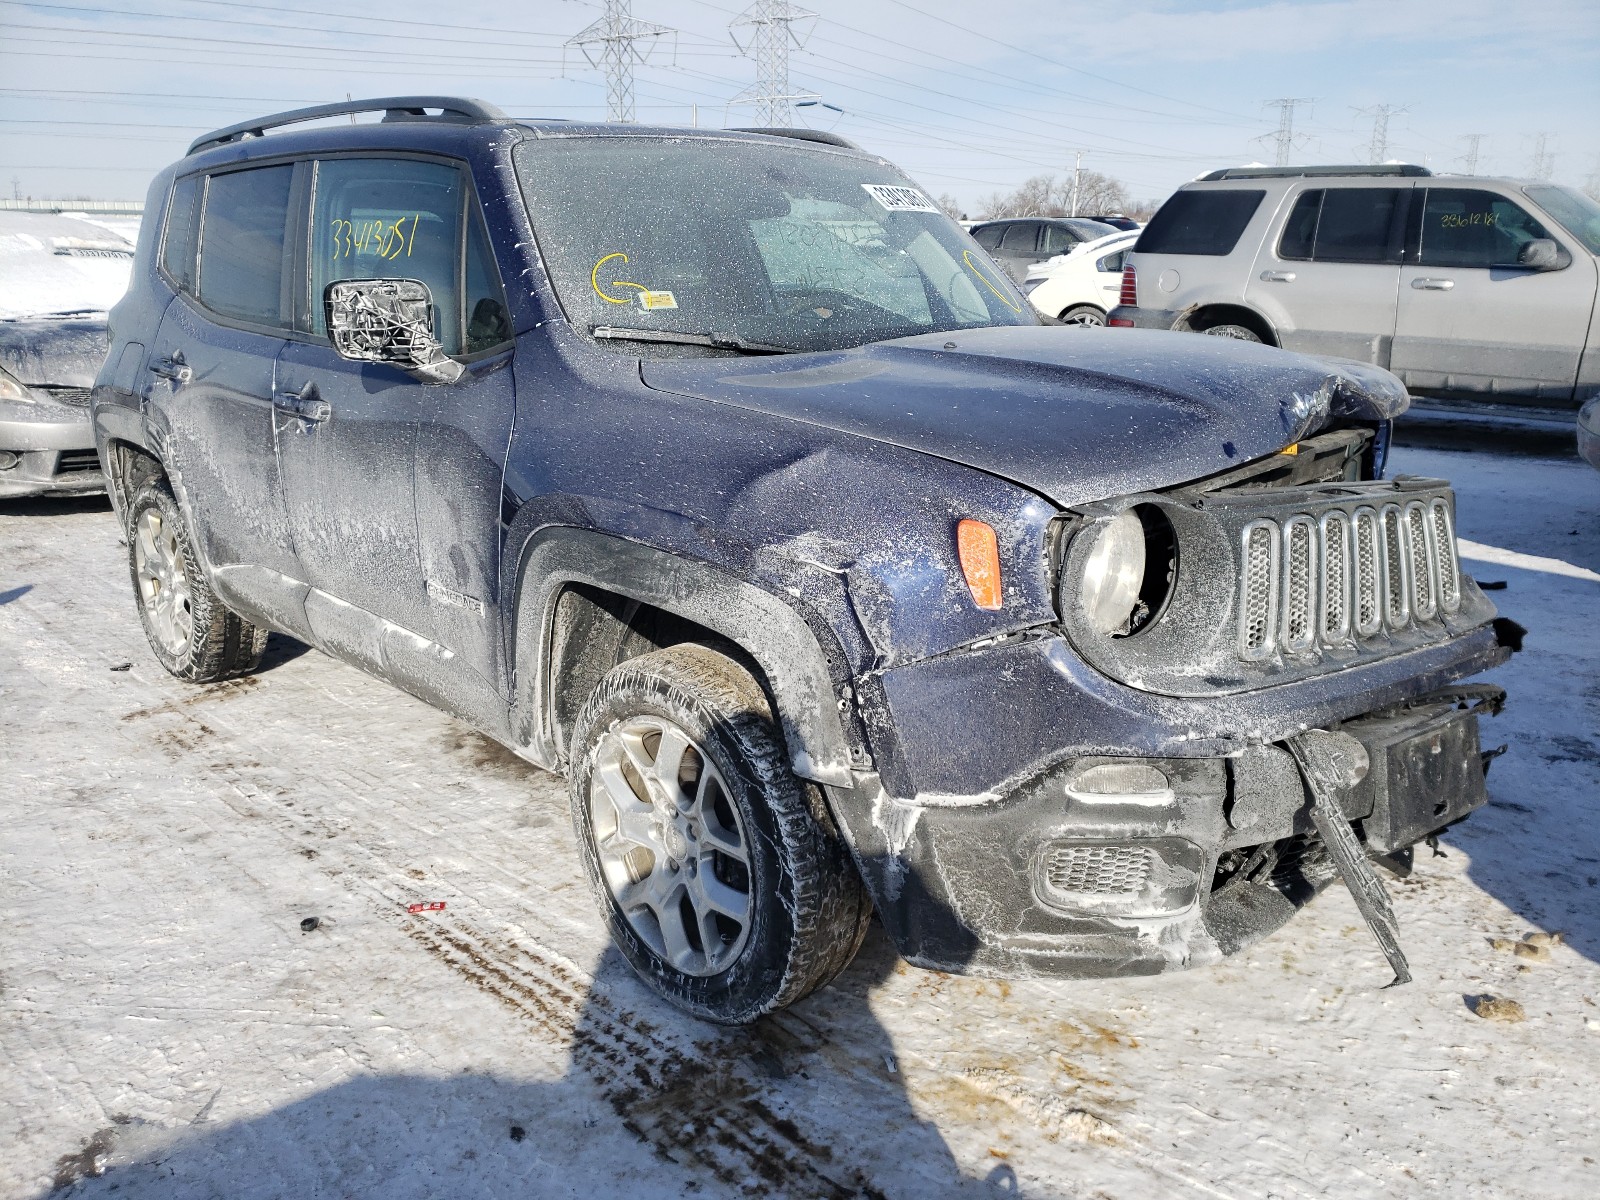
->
[[510, 527, 858, 787]]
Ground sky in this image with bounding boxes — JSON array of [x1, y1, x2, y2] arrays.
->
[[2, 0, 1597, 212]]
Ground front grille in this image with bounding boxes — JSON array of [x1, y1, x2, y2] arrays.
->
[[1238, 495, 1461, 661], [37, 386, 92, 407], [1042, 844, 1154, 896], [54, 450, 101, 475]]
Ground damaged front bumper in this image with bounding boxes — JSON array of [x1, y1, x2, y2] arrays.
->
[[828, 624, 1512, 979]]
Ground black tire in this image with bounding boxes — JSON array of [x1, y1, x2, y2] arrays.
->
[[1199, 322, 1263, 343], [1058, 304, 1107, 328], [568, 644, 871, 1023], [126, 479, 268, 683]]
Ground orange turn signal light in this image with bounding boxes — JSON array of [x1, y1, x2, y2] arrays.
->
[[956, 519, 1002, 611]]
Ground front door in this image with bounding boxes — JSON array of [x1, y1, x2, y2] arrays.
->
[[1392, 186, 1597, 402], [1246, 185, 1411, 364], [274, 154, 516, 718]]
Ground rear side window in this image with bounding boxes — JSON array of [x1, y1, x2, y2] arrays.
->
[[1417, 188, 1553, 268], [1278, 188, 1405, 263], [971, 224, 1002, 249], [999, 222, 1038, 251], [1041, 224, 1079, 254], [1136, 189, 1264, 256], [160, 175, 202, 294], [310, 157, 466, 353], [198, 165, 294, 328]]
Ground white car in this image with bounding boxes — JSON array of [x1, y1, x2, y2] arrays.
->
[[1022, 230, 1139, 326]]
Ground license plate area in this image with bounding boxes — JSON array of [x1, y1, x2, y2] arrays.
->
[[1344, 698, 1489, 854]]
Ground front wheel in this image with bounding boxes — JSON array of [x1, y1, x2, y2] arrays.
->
[[568, 644, 871, 1023], [126, 479, 268, 682]]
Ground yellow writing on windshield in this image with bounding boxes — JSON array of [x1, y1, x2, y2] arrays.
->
[[962, 250, 1023, 313], [328, 214, 420, 261], [591, 252, 649, 304]]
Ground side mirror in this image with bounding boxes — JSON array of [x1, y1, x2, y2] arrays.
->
[[324, 279, 464, 384], [1517, 238, 1563, 271]]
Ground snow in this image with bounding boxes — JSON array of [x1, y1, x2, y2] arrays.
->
[[0, 212, 134, 320], [1, 442, 1597, 1199]]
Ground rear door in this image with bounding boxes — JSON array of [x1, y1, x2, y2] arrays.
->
[[1391, 186, 1597, 401], [146, 163, 304, 620], [993, 220, 1042, 282], [274, 153, 516, 711], [1245, 184, 1411, 364]]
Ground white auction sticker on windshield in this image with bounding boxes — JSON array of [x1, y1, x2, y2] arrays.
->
[[861, 184, 940, 214]]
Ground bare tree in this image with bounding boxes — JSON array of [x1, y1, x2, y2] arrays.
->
[[934, 192, 965, 221], [977, 172, 1132, 219]]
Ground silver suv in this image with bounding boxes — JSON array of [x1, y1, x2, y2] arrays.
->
[[1108, 165, 1600, 407]]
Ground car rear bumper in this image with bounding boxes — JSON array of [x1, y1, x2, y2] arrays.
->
[[1106, 304, 1182, 330]]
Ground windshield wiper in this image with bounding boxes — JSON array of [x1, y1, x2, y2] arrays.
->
[[592, 324, 796, 355]]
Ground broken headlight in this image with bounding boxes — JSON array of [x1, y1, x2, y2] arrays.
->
[[1066, 504, 1176, 638]]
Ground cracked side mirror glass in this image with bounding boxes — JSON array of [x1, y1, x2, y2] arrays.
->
[[323, 278, 465, 384]]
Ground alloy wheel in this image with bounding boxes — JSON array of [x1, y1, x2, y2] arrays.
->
[[133, 508, 193, 655]]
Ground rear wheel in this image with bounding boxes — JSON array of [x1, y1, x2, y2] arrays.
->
[[1058, 304, 1107, 328], [569, 644, 871, 1023], [1199, 322, 1263, 343], [126, 479, 267, 682]]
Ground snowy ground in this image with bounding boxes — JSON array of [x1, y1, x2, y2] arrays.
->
[[2, 444, 1597, 1200]]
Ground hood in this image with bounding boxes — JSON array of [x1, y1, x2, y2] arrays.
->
[[641, 326, 1409, 508], [0, 316, 109, 387]]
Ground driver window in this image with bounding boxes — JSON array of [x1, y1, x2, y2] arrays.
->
[[1417, 189, 1552, 269], [310, 157, 465, 353]]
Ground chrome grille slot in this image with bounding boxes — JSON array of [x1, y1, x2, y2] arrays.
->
[[1042, 845, 1154, 896], [1406, 501, 1437, 620], [1319, 510, 1352, 642], [1281, 516, 1318, 652], [1380, 503, 1410, 628], [1431, 500, 1461, 613], [1239, 520, 1279, 660], [1353, 507, 1383, 637]]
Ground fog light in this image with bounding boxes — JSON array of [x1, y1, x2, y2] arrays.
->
[[0, 450, 19, 471]]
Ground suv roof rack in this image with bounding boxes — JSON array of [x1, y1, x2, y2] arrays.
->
[[1198, 163, 1431, 181], [728, 127, 861, 150], [188, 96, 507, 156]]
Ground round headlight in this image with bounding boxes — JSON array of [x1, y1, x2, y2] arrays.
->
[[1077, 509, 1146, 635]]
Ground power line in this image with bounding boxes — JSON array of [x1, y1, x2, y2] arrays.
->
[[566, 1, 677, 123]]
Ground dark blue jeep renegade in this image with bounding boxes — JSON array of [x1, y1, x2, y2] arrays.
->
[[94, 97, 1514, 1022]]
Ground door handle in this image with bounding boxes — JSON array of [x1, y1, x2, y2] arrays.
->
[[275, 383, 331, 423], [1260, 270, 1296, 283], [1411, 277, 1455, 291], [150, 353, 191, 384]]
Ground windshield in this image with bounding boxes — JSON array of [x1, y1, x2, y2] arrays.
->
[[513, 135, 1035, 353], [1524, 185, 1600, 256], [0, 214, 133, 320]]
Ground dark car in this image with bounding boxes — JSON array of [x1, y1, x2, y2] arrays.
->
[[968, 216, 1121, 281], [1084, 214, 1141, 231], [1, 211, 132, 497], [94, 97, 1514, 1023]]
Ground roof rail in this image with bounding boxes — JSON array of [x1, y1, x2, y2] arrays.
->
[[728, 127, 861, 150], [188, 96, 507, 156], [1198, 163, 1431, 181]]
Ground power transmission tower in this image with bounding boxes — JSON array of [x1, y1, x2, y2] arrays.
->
[[1068, 150, 1083, 217], [1257, 98, 1314, 167], [1459, 133, 1487, 176], [728, 1, 818, 126], [567, 1, 676, 124], [1356, 104, 1406, 163], [1529, 133, 1555, 181]]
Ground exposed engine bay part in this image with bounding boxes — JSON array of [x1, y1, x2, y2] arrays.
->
[[1288, 729, 1412, 988]]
